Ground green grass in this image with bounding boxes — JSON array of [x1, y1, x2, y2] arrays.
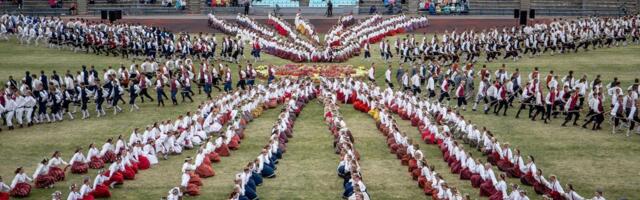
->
[[0, 37, 639, 200]]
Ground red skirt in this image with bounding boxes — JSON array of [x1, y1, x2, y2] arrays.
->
[[418, 176, 427, 188], [0, 192, 9, 200], [90, 184, 111, 198], [497, 159, 513, 172], [102, 151, 117, 163], [196, 164, 216, 178], [185, 183, 200, 196], [138, 155, 151, 170], [215, 144, 231, 157], [89, 157, 105, 169], [35, 175, 56, 188], [470, 175, 484, 188], [488, 191, 503, 200], [48, 166, 66, 182], [104, 171, 124, 185], [423, 183, 434, 195], [123, 167, 136, 180], [534, 182, 551, 195], [451, 161, 462, 174], [71, 162, 89, 174], [189, 173, 203, 186], [479, 181, 497, 196], [82, 194, 95, 200], [548, 191, 566, 200], [408, 159, 418, 172], [207, 152, 221, 163], [411, 168, 421, 180], [520, 172, 536, 186], [460, 169, 472, 180], [10, 182, 31, 198], [229, 136, 240, 150], [507, 165, 523, 178], [487, 152, 500, 165]]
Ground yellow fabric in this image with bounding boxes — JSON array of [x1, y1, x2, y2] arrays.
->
[[368, 109, 380, 121], [252, 105, 264, 117]]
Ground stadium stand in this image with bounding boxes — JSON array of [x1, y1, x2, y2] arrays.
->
[[467, 0, 519, 15], [468, 0, 637, 16], [87, 0, 189, 15], [308, 0, 357, 7], [251, 0, 299, 7], [418, 0, 469, 15], [531, 0, 637, 16], [0, 0, 76, 15]]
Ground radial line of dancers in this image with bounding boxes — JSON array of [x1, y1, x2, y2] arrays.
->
[[319, 89, 370, 200], [226, 82, 314, 200], [168, 81, 285, 200], [1, 79, 302, 199], [325, 77, 606, 200], [209, 13, 428, 63]]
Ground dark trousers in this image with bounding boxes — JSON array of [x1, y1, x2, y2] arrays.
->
[[139, 88, 154, 102]]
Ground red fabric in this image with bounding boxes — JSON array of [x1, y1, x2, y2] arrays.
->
[[82, 194, 95, 200], [508, 165, 523, 178], [488, 191, 503, 200], [89, 157, 105, 169], [479, 181, 497, 196], [185, 183, 200, 196], [71, 162, 89, 174], [521, 172, 536, 186], [123, 166, 136, 180], [10, 182, 31, 197], [90, 184, 111, 198], [102, 151, 117, 163], [215, 143, 231, 157], [103, 171, 124, 185], [0, 192, 9, 200], [196, 164, 215, 178], [228, 136, 240, 150], [418, 176, 427, 188], [189, 173, 203, 186], [497, 158, 513, 172], [207, 152, 221, 163], [35, 174, 56, 188], [470, 174, 484, 188], [138, 155, 151, 170], [487, 151, 500, 165], [459, 168, 472, 180], [48, 166, 66, 182]]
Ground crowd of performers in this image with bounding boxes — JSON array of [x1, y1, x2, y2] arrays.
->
[[373, 60, 640, 135], [0, 14, 253, 64], [1, 78, 310, 199], [226, 80, 315, 200], [322, 77, 606, 200], [0, 58, 266, 131], [319, 91, 370, 200], [367, 15, 640, 65], [2, 14, 639, 66], [209, 13, 428, 63]]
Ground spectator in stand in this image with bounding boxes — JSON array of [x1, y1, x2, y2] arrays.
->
[[369, 5, 376, 14], [326, 0, 333, 17], [243, 0, 250, 15], [69, 2, 77, 15], [163, 0, 173, 7]]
